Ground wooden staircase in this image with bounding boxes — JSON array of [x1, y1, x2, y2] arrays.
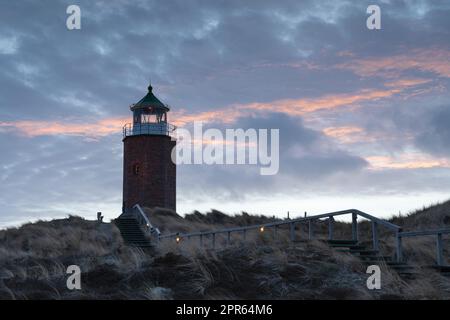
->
[[430, 265, 450, 277], [156, 208, 449, 276], [115, 218, 152, 248], [328, 240, 418, 278]]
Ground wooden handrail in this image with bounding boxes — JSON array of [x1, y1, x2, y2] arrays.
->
[[157, 209, 404, 261], [397, 228, 450, 266], [399, 228, 450, 237], [159, 208, 400, 241], [351, 209, 401, 231], [154, 208, 450, 267], [132, 204, 161, 237]]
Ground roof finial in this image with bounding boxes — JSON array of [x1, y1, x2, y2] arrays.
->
[[148, 76, 152, 92]]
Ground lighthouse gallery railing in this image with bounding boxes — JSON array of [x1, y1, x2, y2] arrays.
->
[[123, 123, 176, 138]]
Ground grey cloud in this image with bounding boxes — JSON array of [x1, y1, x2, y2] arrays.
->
[[414, 105, 450, 157], [2, 0, 449, 118], [0, 0, 450, 224], [0, 133, 123, 224], [177, 113, 368, 201]]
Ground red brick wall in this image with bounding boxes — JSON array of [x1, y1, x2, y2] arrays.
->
[[122, 135, 176, 212]]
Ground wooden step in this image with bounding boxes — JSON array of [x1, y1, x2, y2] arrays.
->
[[397, 272, 419, 279], [329, 244, 366, 250], [328, 240, 358, 245], [358, 255, 391, 261], [115, 218, 152, 248], [388, 264, 415, 270], [335, 249, 379, 255], [426, 265, 450, 273], [121, 232, 146, 235], [127, 243, 153, 248], [387, 261, 413, 266]]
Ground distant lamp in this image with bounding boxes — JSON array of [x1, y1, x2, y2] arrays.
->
[[176, 236, 181, 244], [260, 226, 265, 233]]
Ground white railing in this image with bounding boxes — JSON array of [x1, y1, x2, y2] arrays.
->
[[397, 228, 450, 266], [121, 204, 161, 238], [123, 123, 176, 138], [158, 209, 403, 261], [121, 206, 449, 267]]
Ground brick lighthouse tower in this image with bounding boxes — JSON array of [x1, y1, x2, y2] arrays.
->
[[122, 85, 176, 213]]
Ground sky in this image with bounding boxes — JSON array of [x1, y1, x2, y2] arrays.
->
[[1, 0, 450, 227]]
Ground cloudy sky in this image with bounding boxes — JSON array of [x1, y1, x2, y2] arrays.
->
[[1, 0, 450, 227]]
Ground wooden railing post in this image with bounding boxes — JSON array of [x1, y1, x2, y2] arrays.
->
[[396, 231, 403, 262], [290, 222, 295, 241], [308, 220, 313, 240], [328, 216, 334, 240], [372, 221, 379, 251], [352, 212, 358, 241], [436, 233, 444, 266], [157, 209, 407, 254]]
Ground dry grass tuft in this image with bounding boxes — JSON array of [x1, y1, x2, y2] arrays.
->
[[0, 201, 449, 300]]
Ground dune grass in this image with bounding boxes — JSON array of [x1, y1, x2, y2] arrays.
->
[[0, 202, 449, 299]]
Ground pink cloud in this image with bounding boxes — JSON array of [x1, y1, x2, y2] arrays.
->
[[0, 117, 128, 138], [337, 48, 450, 78], [0, 81, 426, 138], [2, 49, 442, 138], [172, 86, 410, 130], [366, 154, 450, 170], [322, 126, 367, 144]]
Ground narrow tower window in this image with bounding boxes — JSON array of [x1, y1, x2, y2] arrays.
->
[[133, 163, 140, 175]]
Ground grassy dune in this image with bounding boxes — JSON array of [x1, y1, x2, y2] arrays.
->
[[0, 202, 449, 299]]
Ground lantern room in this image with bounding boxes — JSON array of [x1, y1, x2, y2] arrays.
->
[[123, 85, 175, 137]]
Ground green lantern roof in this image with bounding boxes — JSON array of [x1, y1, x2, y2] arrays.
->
[[131, 85, 169, 111]]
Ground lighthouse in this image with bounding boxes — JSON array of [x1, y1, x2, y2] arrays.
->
[[122, 85, 176, 213]]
